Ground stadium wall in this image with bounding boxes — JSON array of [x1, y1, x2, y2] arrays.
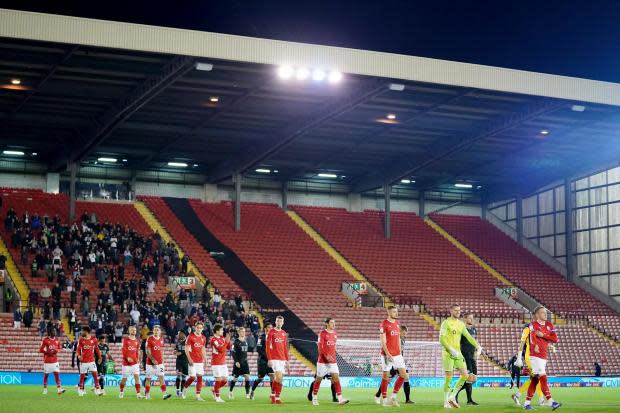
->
[[488, 163, 620, 304]]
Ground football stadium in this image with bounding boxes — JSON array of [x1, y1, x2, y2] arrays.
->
[[0, 6, 620, 413]]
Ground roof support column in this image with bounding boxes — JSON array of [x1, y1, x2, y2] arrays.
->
[[281, 181, 288, 211], [68, 162, 78, 222], [384, 184, 391, 239], [564, 177, 574, 281], [419, 190, 426, 218], [516, 194, 523, 246], [233, 173, 242, 232]]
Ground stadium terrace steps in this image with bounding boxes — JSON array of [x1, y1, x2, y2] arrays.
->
[[163, 197, 320, 365], [429, 214, 620, 342], [138, 196, 243, 297], [0, 233, 30, 309], [133, 201, 206, 287], [291, 206, 518, 319], [0, 314, 312, 376]]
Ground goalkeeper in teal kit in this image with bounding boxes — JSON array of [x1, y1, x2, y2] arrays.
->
[[439, 304, 482, 409]]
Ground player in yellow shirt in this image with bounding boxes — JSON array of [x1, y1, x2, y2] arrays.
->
[[439, 304, 482, 409], [512, 324, 544, 406]]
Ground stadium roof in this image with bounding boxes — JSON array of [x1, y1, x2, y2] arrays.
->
[[2, 8, 620, 200]]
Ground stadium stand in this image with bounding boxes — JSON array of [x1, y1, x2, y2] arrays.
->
[[186, 200, 503, 376], [429, 214, 620, 342], [292, 206, 519, 319], [0, 190, 169, 315]]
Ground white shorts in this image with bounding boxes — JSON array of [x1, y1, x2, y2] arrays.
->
[[121, 364, 140, 378], [270, 360, 287, 373], [146, 364, 165, 377], [211, 364, 229, 378], [316, 362, 339, 377], [188, 363, 205, 377], [79, 362, 97, 374], [381, 354, 406, 372], [43, 362, 60, 374], [529, 356, 547, 376]]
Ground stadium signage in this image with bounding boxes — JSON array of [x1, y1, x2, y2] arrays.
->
[[173, 276, 196, 289], [2, 373, 620, 388]]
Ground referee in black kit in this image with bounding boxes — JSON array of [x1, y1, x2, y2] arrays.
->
[[456, 313, 479, 405]]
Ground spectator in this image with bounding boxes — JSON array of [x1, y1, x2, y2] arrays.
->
[[4, 287, 14, 312], [0, 253, 6, 270], [595, 362, 602, 377], [37, 316, 47, 337], [23, 306, 33, 328], [130, 306, 140, 325], [40, 285, 51, 300], [13, 307, 22, 328]]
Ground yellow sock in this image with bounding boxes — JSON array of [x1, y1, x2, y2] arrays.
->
[[519, 380, 530, 395]]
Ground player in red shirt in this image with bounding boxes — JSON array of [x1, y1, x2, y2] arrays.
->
[[311, 318, 349, 405], [182, 321, 208, 401], [76, 326, 102, 396], [39, 326, 66, 395], [378, 306, 409, 407], [524, 306, 561, 410], [266, 315, 289, 404], [145, 325, 171, 400], [119, 325, 144, 399], [209, 324, 232, 402]]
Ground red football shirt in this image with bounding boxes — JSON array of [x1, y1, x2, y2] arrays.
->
[[209, 336, 231, 366], [266, 328, 289, 361], [529, 320, 558, 360], [379, 319, 401, 356], [77, 336, 100, 363], [122, 337, 141, 366], [317, 329, 337, 364], [186, 332, 207, 363], [40, 337, 61, 364], [146, 336, 165, 365]]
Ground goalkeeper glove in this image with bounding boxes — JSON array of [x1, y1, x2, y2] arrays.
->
[[448, 347, 459, 358], [515, 356, 523, 368]]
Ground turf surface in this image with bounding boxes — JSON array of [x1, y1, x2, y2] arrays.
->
[[1, 385, 619, 412]]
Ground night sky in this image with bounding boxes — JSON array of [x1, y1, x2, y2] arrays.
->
[[3, 0, 620, 82]]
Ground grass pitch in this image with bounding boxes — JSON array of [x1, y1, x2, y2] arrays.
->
[[0, 385, 619, 412]]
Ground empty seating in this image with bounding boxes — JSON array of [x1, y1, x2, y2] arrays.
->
[[430, 214, 620, 338], [293, 206, 518, 319]]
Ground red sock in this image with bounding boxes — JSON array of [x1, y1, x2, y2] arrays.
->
[[135, 382, 141, 394], [275, 381, 282, 397], [214, 380, 221, 397], [184, 376, 195, 389], [312, 380, 321, 395], [145, 381, 151, 394], [79, 374, 86, 390], [91, 371, 99, 389], [196, 376, 203, 395], [380, 378, 389, 398], [539, 375, 551, 400], [220, 379, 227, 393], [120, 382, 125, 392], [526, 376, 540, 401], [161, 383, 167, 393], [53, 372, 61, 386], [393, 376, 405, 394], [43, 373, 49, 388], [334, 381, 342, 396], [270, 380, 275, 395]]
